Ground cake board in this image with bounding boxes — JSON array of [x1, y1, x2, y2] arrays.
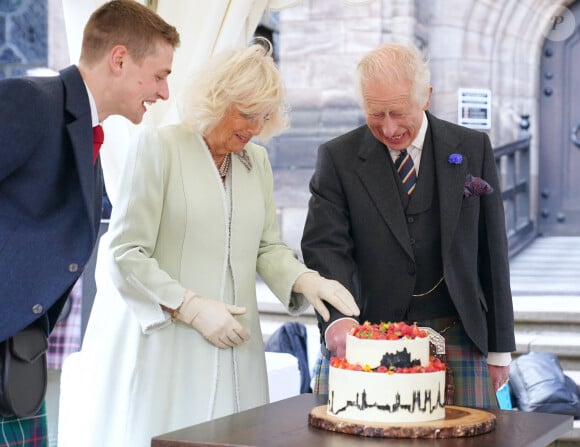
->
[[308, 405, 496, 438]]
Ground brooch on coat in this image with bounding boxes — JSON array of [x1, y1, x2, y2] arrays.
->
[[235, 150, 253, 172], [448, 153, 463, 165]]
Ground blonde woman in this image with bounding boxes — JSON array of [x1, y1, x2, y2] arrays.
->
[[58, 39, 358, 447]]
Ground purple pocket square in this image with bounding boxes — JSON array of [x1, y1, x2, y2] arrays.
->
[[464, 174, 493, 198]]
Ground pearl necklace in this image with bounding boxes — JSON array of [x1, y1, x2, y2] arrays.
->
[[218, 153, 231, 178]]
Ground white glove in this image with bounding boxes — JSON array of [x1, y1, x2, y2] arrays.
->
[[293, 272, 360, 322], [174, 291, 250, 349]]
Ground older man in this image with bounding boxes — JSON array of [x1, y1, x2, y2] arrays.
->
[[302, 42, 515, 408]]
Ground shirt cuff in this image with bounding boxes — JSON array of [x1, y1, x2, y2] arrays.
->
[[486, 352, 512, 366]]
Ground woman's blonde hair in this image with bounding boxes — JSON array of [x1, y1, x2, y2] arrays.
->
[[355, 43, 431, 107], [179, 38, 288, 143]]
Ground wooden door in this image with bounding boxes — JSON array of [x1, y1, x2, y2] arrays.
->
[[539, 1, 580, 235]]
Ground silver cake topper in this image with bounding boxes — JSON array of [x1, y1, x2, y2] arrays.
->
[[420, 326, 446, 355]]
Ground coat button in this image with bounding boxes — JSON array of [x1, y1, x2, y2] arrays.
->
[[32, 304, 43, 314], [68, 263, 79, 272], [407, 216, 415, 223]]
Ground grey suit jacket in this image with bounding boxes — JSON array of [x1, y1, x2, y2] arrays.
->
[[301, 112, 515, 356], [0, 65, 103, 342]]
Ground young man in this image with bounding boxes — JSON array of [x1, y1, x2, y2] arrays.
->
[[0, 1, 180, 443]]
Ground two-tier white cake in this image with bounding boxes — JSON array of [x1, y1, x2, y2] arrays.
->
[[327, 321, 446, 424]]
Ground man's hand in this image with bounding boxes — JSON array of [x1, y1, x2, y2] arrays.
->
[[324, 318, 358, 358], [489, 364, 510, 391], [175, 291, 250, 349], [293, 272, 360, 322]]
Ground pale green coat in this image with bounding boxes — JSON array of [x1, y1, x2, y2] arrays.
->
[[58, 124, 310, 447]]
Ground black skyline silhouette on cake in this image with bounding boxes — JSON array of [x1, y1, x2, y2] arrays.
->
[[329, 384, 445, 416], [379, 347, 421, 369]]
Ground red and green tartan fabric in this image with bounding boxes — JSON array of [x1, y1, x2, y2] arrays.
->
[[0, 402, 48, 446]]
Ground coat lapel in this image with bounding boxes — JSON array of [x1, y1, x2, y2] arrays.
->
[[60, 66, 97, 226], [355, 130, 414, 260], [428, 112, 469, 262]]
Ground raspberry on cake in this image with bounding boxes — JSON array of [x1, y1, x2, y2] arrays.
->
[[350, 321, 428, 340]]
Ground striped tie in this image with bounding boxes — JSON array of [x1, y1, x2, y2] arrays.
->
[[394, 149, 417, 195]]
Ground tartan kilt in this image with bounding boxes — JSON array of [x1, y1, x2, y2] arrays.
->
[[312, 318, 498, 409], [47, 279, 83, 370], [0, 401, 48, 446]]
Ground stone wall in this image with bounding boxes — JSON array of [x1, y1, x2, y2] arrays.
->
[[274, 0, 571, 154], [272, 0, 576, 222]]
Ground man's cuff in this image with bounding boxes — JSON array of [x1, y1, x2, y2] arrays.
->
[[486, 352, 512, 366]]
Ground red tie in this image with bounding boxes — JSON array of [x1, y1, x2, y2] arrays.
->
[[93, 125, 104, 164]]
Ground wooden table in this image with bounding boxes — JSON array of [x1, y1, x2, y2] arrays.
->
[[152, 393, 573, 447]]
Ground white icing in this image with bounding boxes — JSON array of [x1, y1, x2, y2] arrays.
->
[[345, 334, 429, 368], [328, 367, 445, 423]]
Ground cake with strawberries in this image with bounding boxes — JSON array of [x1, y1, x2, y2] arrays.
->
[[327, 321, 446, 424]]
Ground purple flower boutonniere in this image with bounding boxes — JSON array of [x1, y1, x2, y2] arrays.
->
[[448, 153, 463, 165], [464, 174, 494, 198]]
